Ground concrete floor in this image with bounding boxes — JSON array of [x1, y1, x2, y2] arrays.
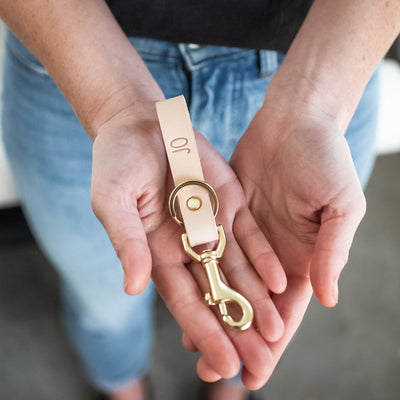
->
[[0, 152, 399, 400]]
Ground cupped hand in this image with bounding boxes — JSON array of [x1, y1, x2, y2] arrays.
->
[[90, 100, 287, 389], [230, 102, 366, 371]]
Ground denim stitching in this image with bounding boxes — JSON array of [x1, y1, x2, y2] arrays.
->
[[180, 46, 253, 71]]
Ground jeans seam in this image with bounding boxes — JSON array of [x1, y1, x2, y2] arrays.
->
[[134, 50, 180, 63], [181, 48, 254, 71], [188, 50, 250, 66]]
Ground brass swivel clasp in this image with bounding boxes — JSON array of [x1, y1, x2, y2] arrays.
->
[[182, 225, 254, 331]]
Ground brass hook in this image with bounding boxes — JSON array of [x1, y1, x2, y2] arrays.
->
[[182, 225, 254, 331]]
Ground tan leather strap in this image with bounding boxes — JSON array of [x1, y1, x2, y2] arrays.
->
[[156, 95, 218, 246]]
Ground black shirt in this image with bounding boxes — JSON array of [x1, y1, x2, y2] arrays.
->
[[105, 0, 312, 52]]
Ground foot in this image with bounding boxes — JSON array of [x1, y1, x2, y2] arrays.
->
[[207, 380, 249, 400], [108, 378, 145, 400]]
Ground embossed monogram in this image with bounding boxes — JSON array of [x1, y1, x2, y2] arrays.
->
[[170, 137, 191, 154]]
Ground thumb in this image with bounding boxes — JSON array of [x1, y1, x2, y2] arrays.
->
[[92, 196, 152, 296], [310, 199, 366, 307]]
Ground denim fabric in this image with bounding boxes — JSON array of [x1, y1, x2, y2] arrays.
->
[[1, 31, 379, 391]]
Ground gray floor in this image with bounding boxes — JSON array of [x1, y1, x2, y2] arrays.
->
[[0, 153, 399, 400]]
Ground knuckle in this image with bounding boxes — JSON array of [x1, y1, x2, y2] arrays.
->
[[110, 238, 123, 259]]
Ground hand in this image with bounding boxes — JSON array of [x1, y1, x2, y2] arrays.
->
[[230, 102, 366, 372], [90, 100, 287, 389]]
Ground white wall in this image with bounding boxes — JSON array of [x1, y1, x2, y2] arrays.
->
[[377, 59, 400, 154], [0, 22, 18, 207]]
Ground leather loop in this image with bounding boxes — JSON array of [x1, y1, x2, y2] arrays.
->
[[156, 95, 219, 246]]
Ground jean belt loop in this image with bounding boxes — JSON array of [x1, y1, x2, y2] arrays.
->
[[258, 50, 279, 79]]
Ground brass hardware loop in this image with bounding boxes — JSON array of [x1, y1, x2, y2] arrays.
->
[[168, 180, 219, 227]]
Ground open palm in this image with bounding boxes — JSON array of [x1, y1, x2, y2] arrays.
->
[[231, 105, 366, 368], [91, 103, 287, 389]]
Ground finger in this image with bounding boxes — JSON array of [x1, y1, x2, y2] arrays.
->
[[233, 274, 312, 390], [230, 329, 274, 384], [152, 260, 241, 379], [310, 199, 366, 307], [241, 366, 271, 391], [91, 194, 151, 295], [233, 208, 287, 294], [197, 356, 222, 382], [187, 255, 276, 383], [268, 274, 313, 361], [182, 332, 198, 352], [221, 237, 285, 343]]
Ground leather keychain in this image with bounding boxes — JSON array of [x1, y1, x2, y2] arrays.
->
[[156, 95, 253, 331]]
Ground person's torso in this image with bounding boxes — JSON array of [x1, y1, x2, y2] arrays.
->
[[105, 0, 312, 52]]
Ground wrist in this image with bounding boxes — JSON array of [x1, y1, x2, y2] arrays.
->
[[89, 85, 165, 140], [263, 69, 345, 134], [1, 0, 165, 141], [263, 0, 400, 134]]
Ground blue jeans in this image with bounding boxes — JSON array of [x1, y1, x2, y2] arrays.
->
[[1, 31, 379, 392]]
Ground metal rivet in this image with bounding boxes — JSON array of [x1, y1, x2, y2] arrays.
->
[[187, 196, 202, 211]]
